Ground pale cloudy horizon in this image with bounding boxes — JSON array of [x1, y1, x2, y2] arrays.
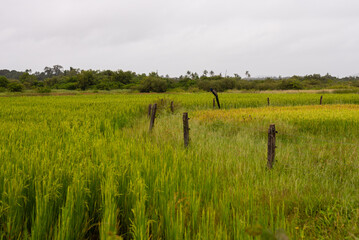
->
[[1, 0, 359, 77]]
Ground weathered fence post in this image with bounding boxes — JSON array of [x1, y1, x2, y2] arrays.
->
[[267, 97, 270, 106], [320, 95, 323, 105], [148, 104, 152, 118], [170, 101, 174, 113], [267, 124, 276, 169], [149, 103, 157, 131], [210, 88, 221, 109], [183, 112, 189, 147], [213, 98, 216, 109]]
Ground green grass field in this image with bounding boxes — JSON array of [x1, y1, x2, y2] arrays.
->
[[1, 93, 358, 239]]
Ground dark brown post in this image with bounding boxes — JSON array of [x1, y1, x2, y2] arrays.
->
[[183, 112, 189, 147], [210, 89, 220, 109], [148, 104, 152, 118], [320, 95, 323, 105], [149, 103, 157, 131], [170, 101, 174, 113], [267, 124, 276, 169], [267, 97, 270, 106], [213, 98, 216, 109]]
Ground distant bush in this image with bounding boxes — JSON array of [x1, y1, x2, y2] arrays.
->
[[36, 87, 51, 93], [95, 82, 120, 90], [220, 78, 236, 90], [332, 89, 359, 94], [198, 78, 236, 92], [8, 82, 24, 92], [278, 80, 303, 90], [57, 82, 77, 90], [187, 87, 201, 92], [236, 80, 255, 90], [0, 76, 9, 88], [95, 82, 111, 90], [139, 76, 168, 92]]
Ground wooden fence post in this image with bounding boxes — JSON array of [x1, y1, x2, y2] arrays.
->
[[210, 88, 221, 109], [183, 112, 189, 147], [320, 95, 323, 105], [267, 124, 276, 169], [170, 101, 174, 113], [148, 104, 152, 118], [267, 97, 270, 106], [149, 103, 157, 131], [213, 98, 216, 109]]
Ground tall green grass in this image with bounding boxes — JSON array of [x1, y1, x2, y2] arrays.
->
[[0, 93, 358, 239]]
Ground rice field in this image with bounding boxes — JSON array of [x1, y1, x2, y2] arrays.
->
[[0, 93, 359, 239]]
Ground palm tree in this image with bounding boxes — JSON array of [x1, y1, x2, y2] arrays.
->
[[245, 71, 251, 78]]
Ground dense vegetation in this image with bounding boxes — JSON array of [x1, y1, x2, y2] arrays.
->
[[1, 66, 359, 93], [0, 93, 358, 239]]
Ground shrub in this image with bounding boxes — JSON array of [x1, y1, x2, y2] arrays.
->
[[332, 89, 359, 94], [95, 82, 110, 90], [57, 82, 78, 90], [0, 76, 9, 88], [139, 76, 168, 92], [7, 82, 24, 92], [236, 80, 255, 90], [198, 79, 236, 92], [36, 87, 51, 93], [219, 78, 236, 90], [279, 80, 303, 90]]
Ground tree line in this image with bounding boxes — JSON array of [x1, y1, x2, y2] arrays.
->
[[1, 66, 359, 93]]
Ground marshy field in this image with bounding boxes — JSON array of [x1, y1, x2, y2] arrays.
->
[[0, 93, 358, 239]]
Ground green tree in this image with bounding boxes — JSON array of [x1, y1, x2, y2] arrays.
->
[[19, 72, 38, 88], [77, 71, 95, 90], [53, 65, 64, 76], [203, 70, 208, 77]]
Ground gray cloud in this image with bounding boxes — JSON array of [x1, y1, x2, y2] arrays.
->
[[1, 0, 359, 77]]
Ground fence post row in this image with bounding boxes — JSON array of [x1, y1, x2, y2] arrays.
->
[[183, 112, 190, 147], [267, 124, 276, 169], [149, 103, 278, 167], [149, 103, 157, 131]]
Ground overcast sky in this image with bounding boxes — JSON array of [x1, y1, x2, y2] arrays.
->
[[1, 0, 358, 77]]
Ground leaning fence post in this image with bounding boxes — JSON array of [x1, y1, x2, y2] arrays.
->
[[148, 104, 152, 118], [320, 95, 323, 105], [149, 103, 157, 131], [183, 112, 189, 147], [267, 124, 276, 169], [210, 88, 221, 109], [267, 97, 270, 106]]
